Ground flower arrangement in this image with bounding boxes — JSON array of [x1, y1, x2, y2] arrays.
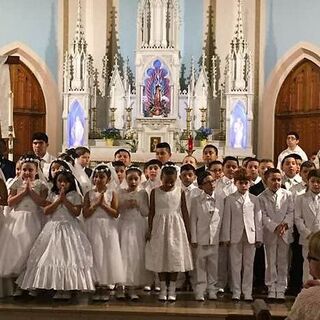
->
[[123, 129, 137, 140], [195, 127, 212, 140], [101, 128, 122, 140]]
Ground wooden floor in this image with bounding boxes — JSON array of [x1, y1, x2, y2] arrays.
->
[[0, 291, 292, 320]]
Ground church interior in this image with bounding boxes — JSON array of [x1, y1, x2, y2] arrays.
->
[[0, 0, 319, 162], [1, 0, 320, 319]]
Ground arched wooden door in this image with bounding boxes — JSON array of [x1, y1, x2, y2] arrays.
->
[[274, 59, 320, 162], [9, 60, 46, 160]]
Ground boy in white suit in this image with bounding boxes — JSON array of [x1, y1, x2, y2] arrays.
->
[[221, 168, 262, 301], [295, 169, 320, 283], [190, 171, 224, 301], [259, 168, 294, 300], [215, 156, 239, 293]]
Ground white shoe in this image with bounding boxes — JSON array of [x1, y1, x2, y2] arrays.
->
[[208, 292, 217, 300], [276, 292, 285, 300], [232, 294, 240, 301], [195, 294, 205, 301], [116, 289, 125, 299], [267, 291, 276, 299], [130, 293, 139, 301], [168, 281, 176, 302], [29, 290, 37, 297], [158, 293, 167, 301], [13, 288, 23, 297], [167, 294, 176, 302], [244, 295, 253, 301], [154, 286, 161, 292], [144, 286, 151, 291], [218, 288, 224, 294]]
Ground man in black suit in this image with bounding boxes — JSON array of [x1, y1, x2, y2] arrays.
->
[[0, 138, 15, 180], [196, 144, 218, 177], [249, 158, 274, 294]]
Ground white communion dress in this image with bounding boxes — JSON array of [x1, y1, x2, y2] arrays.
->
[[0, 178, 45, 277], [17, 191, 95, 291], [145, 186, 193, 273], [118, 189, 152, 286], [84, 189, 125, 285]]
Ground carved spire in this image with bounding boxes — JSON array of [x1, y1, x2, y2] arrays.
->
[[73, 0, 87, 52], [225, 0, 252, 92], [234, 0, 244, 41]]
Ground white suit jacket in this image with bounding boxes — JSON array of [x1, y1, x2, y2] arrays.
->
[[259, 188, 294, 244], [295, 191, 320, 245], [190, 190, 224, 245], [221, 191, 262, 244], [182, 183, 201, 215], [215, 176, 237, 200]]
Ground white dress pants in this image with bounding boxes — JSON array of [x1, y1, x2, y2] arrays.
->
[[265, 237, 289, 293], [194, 245, 219, 295], [229, 234, 255, 297]]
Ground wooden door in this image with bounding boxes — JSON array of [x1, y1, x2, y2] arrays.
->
[[9, 60, 46, 160], [274, 59, 320, 162]]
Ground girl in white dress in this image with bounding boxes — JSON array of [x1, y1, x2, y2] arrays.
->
[[83, 164, 124, 301], [145, 164, 193, 301], [0, 154, 47, 287], [118, 166, 151, 300], [17, 170, 95, 299]]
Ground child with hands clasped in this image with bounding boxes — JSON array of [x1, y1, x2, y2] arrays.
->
[[17, 170, 95, 299], [118, 166, 151, 300], [221, 168, 262, 301], [190, 171, 224, 301], [295, 169, 320, 283], [145, 164, 193, 301], [83, 164, 124, 301], [258, 168, 294, 300], [0, 154, 47, 284]]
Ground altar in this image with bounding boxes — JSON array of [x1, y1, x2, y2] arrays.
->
[[62, 0, 255, 160]]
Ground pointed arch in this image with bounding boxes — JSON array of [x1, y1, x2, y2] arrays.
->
[[259, 42, 320, 158], [0, 42, 60, 154]]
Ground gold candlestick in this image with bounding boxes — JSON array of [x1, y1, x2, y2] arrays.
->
[[185, 105, 192, 137], [110, 107, 116, 128], [199, 106, 207, 128], [125, 105, 133, 129]]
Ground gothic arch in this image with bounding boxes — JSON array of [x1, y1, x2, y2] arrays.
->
[[259, 42, 320, 158], [0, 42, 60, 154]]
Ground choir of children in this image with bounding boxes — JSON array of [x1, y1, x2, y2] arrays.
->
[[0, 140, 319, 304]]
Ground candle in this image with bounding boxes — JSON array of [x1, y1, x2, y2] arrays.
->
[[8, 91, 13, 127], [111, 85, 115, 108], [188, 135, 193, 152], [187, 85, 190, 107], [202, 85, 205, 107], [127, 85, 131, 109]]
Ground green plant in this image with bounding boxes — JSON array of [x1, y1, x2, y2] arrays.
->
[[195, 127, 212, 140], [101, 128, 122, 140]]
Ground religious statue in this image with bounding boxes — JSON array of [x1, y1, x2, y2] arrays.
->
[[142, 59, 171, 118], [71, 115, 84, 147], [150, 85, 169, 117], [232, 117, 244, 148]]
